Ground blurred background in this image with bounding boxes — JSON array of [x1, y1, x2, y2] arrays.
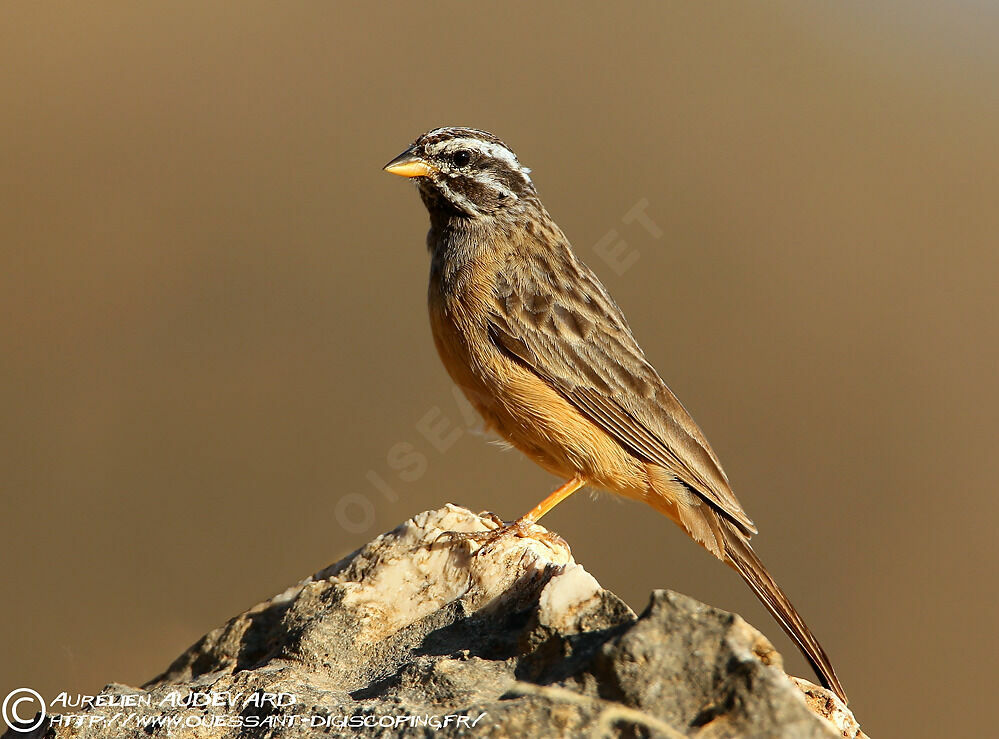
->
[[2, 3, 997, 736]]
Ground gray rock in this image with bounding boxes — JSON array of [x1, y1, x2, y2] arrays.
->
[[6, 505, 865, 738]]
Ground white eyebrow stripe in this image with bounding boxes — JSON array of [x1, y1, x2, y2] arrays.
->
[[426, 137, 532, 184], [427, 137, 509, 158]]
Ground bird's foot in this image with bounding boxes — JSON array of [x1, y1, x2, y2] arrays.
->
[[440, 513, 569, 554]]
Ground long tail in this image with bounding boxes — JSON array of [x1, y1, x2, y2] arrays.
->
[[642, 471, 847, 702], [720, 521, 847, 703]]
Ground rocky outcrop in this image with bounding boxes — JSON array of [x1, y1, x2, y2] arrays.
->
[[6, 505, 865, 738]]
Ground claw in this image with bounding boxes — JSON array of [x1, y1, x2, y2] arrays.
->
[[437, 517, 570, 555], [478, 511, 506, 528]]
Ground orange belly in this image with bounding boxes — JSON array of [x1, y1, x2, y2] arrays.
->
[[428, 277, 648, 500]]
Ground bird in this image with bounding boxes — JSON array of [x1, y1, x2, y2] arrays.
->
[[383, 126, 847, 703]]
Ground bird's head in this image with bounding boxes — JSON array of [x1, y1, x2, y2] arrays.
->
[[383, 127, 537, 219]]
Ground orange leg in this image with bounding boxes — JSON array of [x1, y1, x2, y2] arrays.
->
[[444, 477, 586, 551], [522, 476, 585, 523]]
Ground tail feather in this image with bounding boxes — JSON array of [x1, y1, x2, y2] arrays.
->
[[641, 469, 847, 701], [721, 522, 847, 703]]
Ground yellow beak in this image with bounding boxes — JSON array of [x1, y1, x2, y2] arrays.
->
[[383, 151, 434, 178]]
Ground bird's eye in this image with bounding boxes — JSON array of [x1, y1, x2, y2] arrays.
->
[[451, 149, 472, 167]]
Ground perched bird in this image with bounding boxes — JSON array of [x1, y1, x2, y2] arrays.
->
[[383, 126, 846, 702]]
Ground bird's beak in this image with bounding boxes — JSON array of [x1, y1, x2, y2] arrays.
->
[[383, 149, 434, 178]]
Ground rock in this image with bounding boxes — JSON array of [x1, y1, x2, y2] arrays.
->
[[6, 505, 866, 738]]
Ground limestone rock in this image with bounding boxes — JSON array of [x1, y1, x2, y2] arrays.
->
[[6, 505, 866, 738]]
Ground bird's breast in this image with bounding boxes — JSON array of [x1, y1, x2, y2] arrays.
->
[[427, 257, 504, 425], [426, 258, 646, 492]]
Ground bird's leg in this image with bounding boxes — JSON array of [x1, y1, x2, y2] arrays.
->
[[443, 477, 585, 551], [522, 476, 586, 523]]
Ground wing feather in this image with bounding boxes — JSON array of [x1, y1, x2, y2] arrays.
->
[[489, 254, 757, 535]]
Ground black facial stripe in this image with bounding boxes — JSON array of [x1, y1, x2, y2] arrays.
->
[[487, 162, 530, 193], [413, 127, 536, 216]]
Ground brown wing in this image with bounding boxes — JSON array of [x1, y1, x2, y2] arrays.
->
[[488, 250, 757, 536]]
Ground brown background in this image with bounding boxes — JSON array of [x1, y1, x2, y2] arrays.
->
[[2, 3, 997, 737]]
